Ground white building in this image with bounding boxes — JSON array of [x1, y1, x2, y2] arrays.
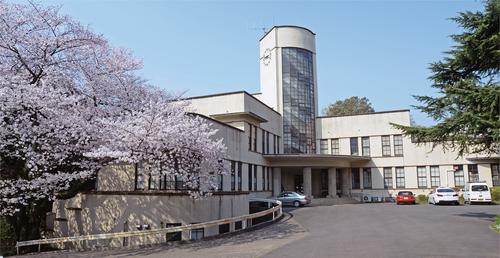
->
[[51, 26, 499, 244]]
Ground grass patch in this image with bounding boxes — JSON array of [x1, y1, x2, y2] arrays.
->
[[491, 215, 500, 233]]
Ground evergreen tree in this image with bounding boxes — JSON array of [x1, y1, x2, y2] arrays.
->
[[393, 0, 500, 156]]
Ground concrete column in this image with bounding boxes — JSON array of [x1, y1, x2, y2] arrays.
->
[[303, 167, 312, 198], [360, 169, 364, 190], [328, 168, 337, 197], [272, 168, 282, 196]]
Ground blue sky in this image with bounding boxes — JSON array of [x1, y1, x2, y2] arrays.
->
[[26, 0, 484, 126]]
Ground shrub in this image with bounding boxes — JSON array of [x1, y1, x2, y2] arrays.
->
[[491, 186, 500, 204], [0, 216, 16, 256], [416, 194, 428, 204]]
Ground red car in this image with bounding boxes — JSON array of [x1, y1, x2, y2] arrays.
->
[[396, 191, 416, 205]]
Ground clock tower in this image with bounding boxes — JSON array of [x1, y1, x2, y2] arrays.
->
[[259, 26, 318, 154]]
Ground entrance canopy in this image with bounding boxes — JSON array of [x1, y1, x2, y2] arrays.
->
[[263, 154, 370, 168]]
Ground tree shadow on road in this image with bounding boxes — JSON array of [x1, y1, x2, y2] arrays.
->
[[454, 212, 497, 222]]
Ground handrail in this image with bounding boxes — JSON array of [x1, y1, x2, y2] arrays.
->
[[16, 199, 282, 254]]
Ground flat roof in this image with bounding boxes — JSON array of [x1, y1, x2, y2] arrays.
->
[[317, 109, 410, 119], [263, 154, 370, 168], [185, 90, 282, 117], [260, 25, 316, 41]]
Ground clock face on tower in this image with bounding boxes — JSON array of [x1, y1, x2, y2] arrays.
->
[[263, 48, 271, 65]]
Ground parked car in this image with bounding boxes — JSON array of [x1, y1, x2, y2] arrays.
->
[[275, 191, 310, 207], [428, 187, 459, 205], [463, 182, 492, 204], [396, 191, 416, 205]]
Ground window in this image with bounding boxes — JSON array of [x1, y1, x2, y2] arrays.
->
[[253, 165, 258, 191], [237, 162, 242, 191], [135, 163, 145, 190], [394, 135, 403, 156], [282, 47, 316, 154], [396, 167, 405, 188], [468, 164, 479, 183], [363, 168, 372, 189], [253, 125, 258, 152], [262, 166, 266, 190], [231, 161, 236, 191], [248, 123, 252, 151], [166, 223, 182, 242], [331, 138, 339, 155], [235, 221, 243, 230], [262, 128, 265, 153], [277, 136, 280, 153], [190, 227, 204, 240], [351, 168, 360, 189], [350, 137, 359, 155], [454, 165, 465, 187], [248, 164, 252, 191], [266, 132, 270, 154], [361, 137, 370, 156], [219, 223, 230, 234], [492, 164, 500, 186], [417, 166, 427, 188], [149, 173, 159, 190], [383, 167, 393, 189], [320, 139, 329, 154], [381, 135, 391, 156], [430, 166, 440, 187], [218, 173, 223, 191]]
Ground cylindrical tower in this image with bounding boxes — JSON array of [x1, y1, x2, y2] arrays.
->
[[259, 26, 318, 154]]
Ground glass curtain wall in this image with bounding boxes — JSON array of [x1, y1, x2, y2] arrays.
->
[[282, 47, 316, 153]]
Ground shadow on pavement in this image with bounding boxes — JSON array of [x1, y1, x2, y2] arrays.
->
[[454, 212, 497, 222]]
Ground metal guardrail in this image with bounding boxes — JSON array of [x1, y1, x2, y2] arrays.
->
[[16, 198, 282, 255]]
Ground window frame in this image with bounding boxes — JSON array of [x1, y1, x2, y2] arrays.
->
[[361, 137, 370, 156], [417, 166, 427, 188], [454, 165, 465, 187], [396, 167, 405, 188], [430, 166, 440, 188], [331, 138, 340, 155], [393, 135, 404, 156], [383, 167, 393, 189], [381, 135, 391, 156], [320, 139, 329, 154], [350, 137, 359, 156], [467, 164, 479, 183]]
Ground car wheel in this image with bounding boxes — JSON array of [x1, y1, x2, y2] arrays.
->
[[293, 201, 300, 207]]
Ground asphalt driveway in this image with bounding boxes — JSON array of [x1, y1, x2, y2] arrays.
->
[[17, 203, 499, 258], [266, 203, 500, 258]]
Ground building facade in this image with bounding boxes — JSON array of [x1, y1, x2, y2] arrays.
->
[[51, 26, 499, 244]]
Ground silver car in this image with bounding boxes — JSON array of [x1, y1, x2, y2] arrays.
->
[[276, 191, 311, 207]]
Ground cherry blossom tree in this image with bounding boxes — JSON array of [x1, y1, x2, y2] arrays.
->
[[0, 0, 226, 242]]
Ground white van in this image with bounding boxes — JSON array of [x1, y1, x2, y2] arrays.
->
[[463, 182, 492, 204]]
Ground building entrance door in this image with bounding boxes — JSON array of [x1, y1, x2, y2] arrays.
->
[[294, 175, 303, 193], [336, 169, 343, 197]]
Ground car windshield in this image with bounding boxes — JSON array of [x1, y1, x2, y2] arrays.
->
[[471, 185, 488, 191], [437, 188, 454, 193], [398, 192, 413, 196]]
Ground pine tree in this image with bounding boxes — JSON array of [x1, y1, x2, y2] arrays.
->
[[393, 0, 500, 156]]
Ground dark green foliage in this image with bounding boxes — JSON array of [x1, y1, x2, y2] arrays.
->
[[0, 216, 16, 256], [393, 0, 500, 156], [323, 96, 375, 116]]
